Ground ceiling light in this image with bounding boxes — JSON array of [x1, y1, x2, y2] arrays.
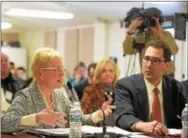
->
[[148, 2, 176, 4], [5, 8, 74, 20], [1, 22, 12, 30]]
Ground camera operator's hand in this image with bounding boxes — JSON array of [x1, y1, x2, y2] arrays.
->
[[128, 17, 143, 33], [150, 17, 165, 39]]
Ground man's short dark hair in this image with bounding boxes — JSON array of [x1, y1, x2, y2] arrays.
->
[[142, 40, 172, 62]]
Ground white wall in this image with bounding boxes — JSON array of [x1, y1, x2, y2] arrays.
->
[[166, 28, 186, 81], [183, 22, 188, 80], [174, 40, 185, 81], [57, 25, 95, 74], [20, 30, 45, 76], [93, 20, 106, 62], [57, 28, 65, 63], [57, 21, 107, 68], [108, 21, 141, 78], [2, 47, 27, 69], [108, 21, 126, 78]]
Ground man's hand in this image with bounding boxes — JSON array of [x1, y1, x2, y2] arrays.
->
[[150, 17, 165, 39], [36, 108, 67, 127], [128, 17, 143, 33], [134, 121, 169, 136]]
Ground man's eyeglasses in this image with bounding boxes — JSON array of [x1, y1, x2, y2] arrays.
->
[[142, 56, 166, 65], [41, 66, 66, 72]]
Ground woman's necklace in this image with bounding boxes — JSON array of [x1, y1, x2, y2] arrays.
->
[[103, 85, 113, 100]]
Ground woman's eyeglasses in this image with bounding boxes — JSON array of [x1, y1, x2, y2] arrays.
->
[[41, 66, 66, 72]]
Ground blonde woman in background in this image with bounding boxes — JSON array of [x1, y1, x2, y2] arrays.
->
[[81, 58, 120, 126]]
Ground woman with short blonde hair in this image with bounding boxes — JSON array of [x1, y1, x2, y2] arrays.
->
[[31, 47, 63, 77]]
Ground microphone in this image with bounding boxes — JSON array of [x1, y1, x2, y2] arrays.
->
[[94, 109, 117, 138], [64, 85, 74, 103], [67, 81, 79, 101], [81, 101, 117, 138]]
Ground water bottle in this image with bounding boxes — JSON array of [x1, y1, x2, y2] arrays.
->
[[182, 103, 188, 138], [69, 101, 82, 138]]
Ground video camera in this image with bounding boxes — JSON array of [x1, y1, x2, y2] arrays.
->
[[124, 7, 164, 31], [124, 7, 164, 53]]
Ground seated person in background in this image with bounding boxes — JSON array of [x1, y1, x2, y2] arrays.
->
[[75, 62, 97, 100], [16, 66, 27, 80], [81, 59, 120, 126], [1, 53, 27, 104], [9, 61, 16, 76], [1, 48, 113, 133], [68, 62, 87, 87], [123, 7, 178, 75], [114, 40, 187, 136]]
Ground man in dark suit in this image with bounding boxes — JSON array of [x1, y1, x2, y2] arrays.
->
[[114, 40, 187, 136], [182, 80, 188, 95], [1, 53, 27, 104]]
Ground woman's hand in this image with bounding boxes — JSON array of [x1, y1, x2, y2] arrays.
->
[[36, 108, 67, 127], [91, 98, 116, 123], [102, 98, 116, 116]]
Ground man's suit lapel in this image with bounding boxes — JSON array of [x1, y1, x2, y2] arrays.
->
[[135, 74, 149, 121], [162, 77, 171, 124]]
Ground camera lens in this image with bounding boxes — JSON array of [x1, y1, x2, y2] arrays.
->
[[149, 18, 156, 27]]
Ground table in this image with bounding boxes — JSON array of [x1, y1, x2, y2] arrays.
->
[[2, 134, 40, 138], [2, 134, 181, 138]]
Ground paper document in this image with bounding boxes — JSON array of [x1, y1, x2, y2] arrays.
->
[[82, 125, 141, 136], [168, 129, 181, 135], [36, 128, 70, 135], [120, 135, 152, 138], [32, 127, 181, 137]]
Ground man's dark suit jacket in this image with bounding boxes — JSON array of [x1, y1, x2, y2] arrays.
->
[[182, 80, 188, 95], [114, 74, 187, 131], [1, 73, 27, 103]]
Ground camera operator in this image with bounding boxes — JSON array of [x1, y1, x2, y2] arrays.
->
[[123, 7, 179, 75]]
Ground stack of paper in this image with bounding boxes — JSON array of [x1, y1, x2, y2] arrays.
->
[[33, 126, 180, 137], [82, 125, 142, 136], [168, 129, 181, 135], [36, 128, 70, 135]]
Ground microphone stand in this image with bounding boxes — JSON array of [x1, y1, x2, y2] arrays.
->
[[95, 109, 117, 138]]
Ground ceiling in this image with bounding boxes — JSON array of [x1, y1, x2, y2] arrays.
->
[[2, 1, 188, 32]]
